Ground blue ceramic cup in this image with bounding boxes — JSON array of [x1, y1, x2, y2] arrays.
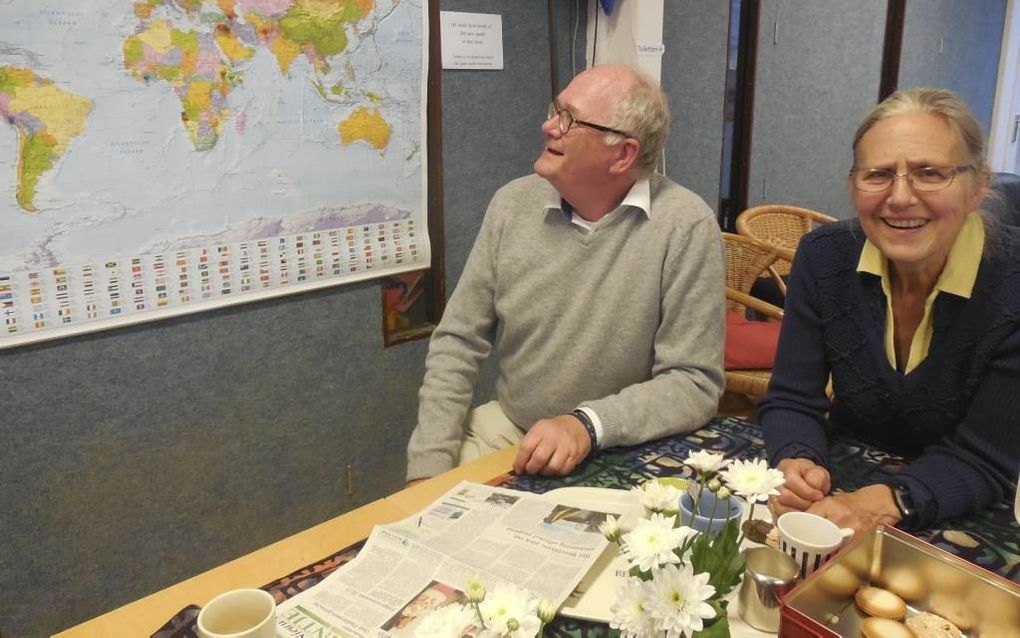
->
[[689, 486, 726, 517], [678, 491, 742, 535]]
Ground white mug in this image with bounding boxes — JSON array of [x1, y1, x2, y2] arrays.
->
[[776, 511, 854, 579], [197, 588, 276, 638]]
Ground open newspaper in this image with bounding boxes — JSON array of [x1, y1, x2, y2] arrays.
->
[[275, 481, 614, 638]]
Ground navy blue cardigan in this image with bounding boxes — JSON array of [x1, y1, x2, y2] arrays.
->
[[758, 219, 1020, 528]]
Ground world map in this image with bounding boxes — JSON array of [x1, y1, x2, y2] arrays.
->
[[0, 0, 426, 343]]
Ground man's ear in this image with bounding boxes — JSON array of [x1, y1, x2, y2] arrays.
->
[[608, 138, 640, 176]]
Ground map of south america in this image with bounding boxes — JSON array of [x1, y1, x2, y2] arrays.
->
[[0, 66, 92, 212]]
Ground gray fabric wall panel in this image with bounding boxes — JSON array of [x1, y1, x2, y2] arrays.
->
[[899, 0, 1007, 135], [1, 283, 427, 634], [440, 1, 553, 291], [438, 1, 554, 406], [0, 3, 551, 635], [552, 0, 586, 92], [749, 0, 887, 219], [661, 1, 729, 209]]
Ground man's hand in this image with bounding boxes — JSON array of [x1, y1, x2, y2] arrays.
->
[[772, 458, 831, 516], [513, 414, 591, 476], [805, 484, 901, 538]]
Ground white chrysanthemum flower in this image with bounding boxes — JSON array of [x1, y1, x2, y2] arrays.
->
[[610, 576, 657, 638], [414, 603, 477, 638], [537, 599, 557, 624], [684, 450, 730, 475], [645, 563, 717, 637], [599, 514, 621, 542], [719, 458, 786, 503], [620, 513, 695, 572], [465, 578, 486, 603], [634, 480, 683, 514], [477, 582, 541, 638]]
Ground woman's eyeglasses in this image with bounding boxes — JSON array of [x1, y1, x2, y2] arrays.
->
[[850, 165, 973, 192]]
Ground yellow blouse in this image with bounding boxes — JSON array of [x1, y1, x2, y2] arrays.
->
[[856, 213, 985, 373]]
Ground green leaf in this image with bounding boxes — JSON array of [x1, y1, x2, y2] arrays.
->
[[692, 604, 731, 638], [629, 565, 653, 581], [688, 521, 745, 598]]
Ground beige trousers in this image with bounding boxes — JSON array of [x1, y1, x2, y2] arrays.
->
[[458, 400, 525, 465]]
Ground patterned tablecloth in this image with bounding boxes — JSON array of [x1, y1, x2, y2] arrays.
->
[[153, 417, 1019, 637]]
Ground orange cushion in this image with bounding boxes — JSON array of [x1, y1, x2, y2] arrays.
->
[[724, 311, 781, 370]]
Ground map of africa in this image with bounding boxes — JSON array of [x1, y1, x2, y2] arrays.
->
[[0, 0, 427, 343]]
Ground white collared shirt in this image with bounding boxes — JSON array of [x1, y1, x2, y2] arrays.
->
[[544, 179, 652, 234]]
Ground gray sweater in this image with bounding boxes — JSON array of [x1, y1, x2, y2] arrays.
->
[[406, 174, 725, 479]]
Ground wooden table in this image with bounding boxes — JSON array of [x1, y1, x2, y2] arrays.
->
[[58, 416, 1019, 636], [54, 447, 517, 638]]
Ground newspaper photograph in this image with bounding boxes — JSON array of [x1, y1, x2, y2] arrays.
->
[[275, 481, 614, 638]]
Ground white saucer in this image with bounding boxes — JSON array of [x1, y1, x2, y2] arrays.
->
[[542, 487, 640, 623], [542, 486, 774, 637]]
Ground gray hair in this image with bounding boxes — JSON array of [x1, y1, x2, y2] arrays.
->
[[852, 87, 989, 178], [853, 87, 1000, 255], [604, 69, 670, 178]]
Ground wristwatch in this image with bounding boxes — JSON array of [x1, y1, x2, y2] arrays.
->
[[570, 409, 599, 459], [889, 483, 919, 530]]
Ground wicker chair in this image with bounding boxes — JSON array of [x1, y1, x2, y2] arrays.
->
[[735, 205, 837, 297], [722, 233, 785, 399]]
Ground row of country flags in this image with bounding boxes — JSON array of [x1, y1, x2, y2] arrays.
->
[[0, 221, 422, 335]]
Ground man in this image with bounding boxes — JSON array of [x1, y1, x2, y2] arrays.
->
[[406, 65, 724, 481]]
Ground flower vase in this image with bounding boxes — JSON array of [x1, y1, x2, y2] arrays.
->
[[678, 491, 742, 536], [691, 486, 722, 516]]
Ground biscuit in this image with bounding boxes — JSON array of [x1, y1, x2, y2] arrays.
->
[[905, 612, 962, 638], [818, 562, 862, 598], [879, 566, 926, 602], [860, 617, 916, 638], [855, 586, 907, 620], [927, 593, 975, 631]]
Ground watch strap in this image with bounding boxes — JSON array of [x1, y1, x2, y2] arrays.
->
[[570, 409, 598, 459], [890, 483, 919, 530]]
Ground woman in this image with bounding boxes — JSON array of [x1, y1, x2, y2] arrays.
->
[[758, 88, 1020, 536]]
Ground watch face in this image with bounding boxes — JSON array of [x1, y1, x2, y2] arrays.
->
[[898, 487, 915, 510], [893, 485, 917, 528]]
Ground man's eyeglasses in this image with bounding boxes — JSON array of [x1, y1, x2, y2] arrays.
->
[[850, 165, 973, 192], [546, 101, 633, 138]]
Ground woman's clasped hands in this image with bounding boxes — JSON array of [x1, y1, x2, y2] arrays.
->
[[772, 458, 901, 537]]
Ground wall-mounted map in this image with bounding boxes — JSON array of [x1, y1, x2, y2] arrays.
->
[[0, 0, 427, 347]]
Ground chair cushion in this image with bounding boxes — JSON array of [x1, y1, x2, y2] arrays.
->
[[724, 311, 781, 370]]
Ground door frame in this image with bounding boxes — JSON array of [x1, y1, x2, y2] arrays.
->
[[989, 0, 1020, 172]]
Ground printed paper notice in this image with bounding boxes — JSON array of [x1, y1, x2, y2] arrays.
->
[[440, 11, 503, 70]]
